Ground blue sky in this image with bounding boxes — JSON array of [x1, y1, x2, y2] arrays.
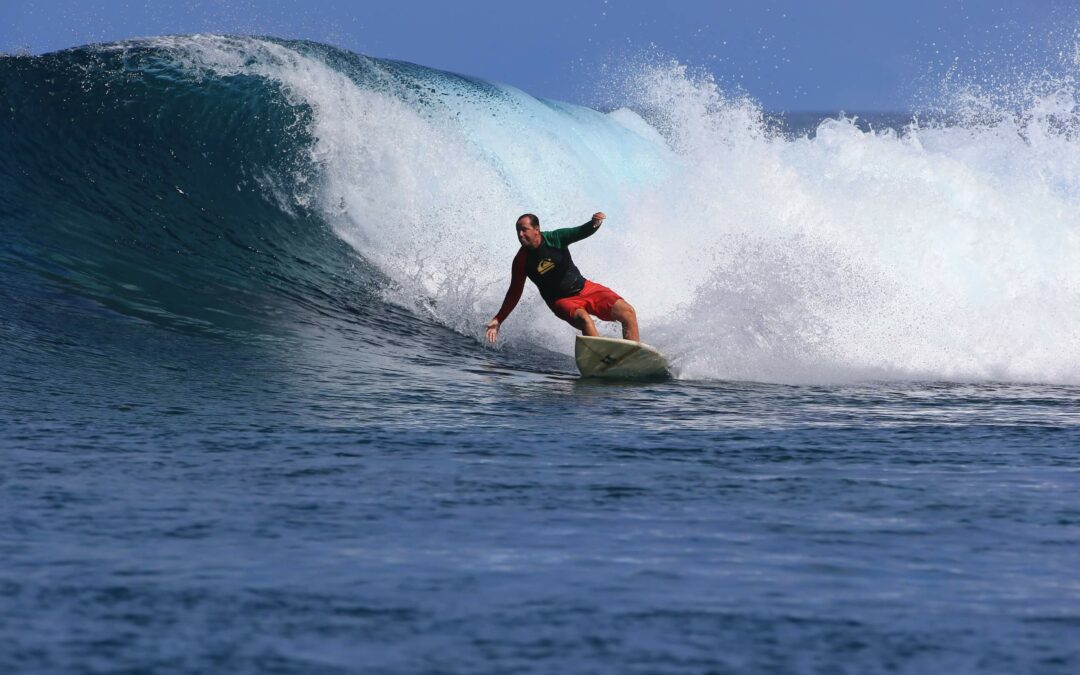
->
[[1, 1, 1073, 111]]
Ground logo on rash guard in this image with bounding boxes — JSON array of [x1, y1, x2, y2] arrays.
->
[[537, 259, 555, 274]]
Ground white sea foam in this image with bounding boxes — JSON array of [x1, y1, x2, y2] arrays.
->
[[167, 36, 1080, 384]]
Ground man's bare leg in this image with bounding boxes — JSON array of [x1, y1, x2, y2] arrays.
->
[[609, 299, 640, 341], [571, 308, 599, 336]]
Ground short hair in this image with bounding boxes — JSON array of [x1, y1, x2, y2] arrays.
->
[[517, 213, 540, 228]]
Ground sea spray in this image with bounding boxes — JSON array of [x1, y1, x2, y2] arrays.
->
[[533, 59, 1080, 383]]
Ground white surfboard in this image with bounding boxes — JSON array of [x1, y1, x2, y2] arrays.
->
[[574, 335, 671, 379]]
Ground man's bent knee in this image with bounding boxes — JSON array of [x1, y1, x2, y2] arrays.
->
[[568, 308, 590, 329], [611, 299, 636, 319]]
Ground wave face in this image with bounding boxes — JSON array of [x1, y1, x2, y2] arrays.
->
[[3, 35, 1080, 383]]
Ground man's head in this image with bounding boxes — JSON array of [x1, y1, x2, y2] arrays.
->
[[516, 213, 542, 249]]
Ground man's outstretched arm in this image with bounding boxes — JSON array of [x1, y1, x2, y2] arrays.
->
[[547, 212, 607, 247], [486, 248, 527, 343]]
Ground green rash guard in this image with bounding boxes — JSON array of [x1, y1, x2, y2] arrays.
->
[[493, 220, 601, 323], [542, 222, 600, 248]]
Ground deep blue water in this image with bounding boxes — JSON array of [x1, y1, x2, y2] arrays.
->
[[3, 36, 1079, 674]]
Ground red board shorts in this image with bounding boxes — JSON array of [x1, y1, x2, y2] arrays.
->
[[549, 280, 623, 324]]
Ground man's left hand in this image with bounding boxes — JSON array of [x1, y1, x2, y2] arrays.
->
[[591, 211, 606, 226]]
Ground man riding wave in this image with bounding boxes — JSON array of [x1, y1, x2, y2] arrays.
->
[[485, 212, 640, 343]]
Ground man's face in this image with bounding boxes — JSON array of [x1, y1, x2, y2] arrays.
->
[[516, 218, 542, 249]]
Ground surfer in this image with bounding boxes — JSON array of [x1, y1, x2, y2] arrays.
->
[[485, 212, 640, 343]]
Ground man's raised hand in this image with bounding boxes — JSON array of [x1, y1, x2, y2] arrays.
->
[[591, 212, 606, 226]]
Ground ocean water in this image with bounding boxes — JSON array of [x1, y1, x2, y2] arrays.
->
[[2, 35, 1079, 673]]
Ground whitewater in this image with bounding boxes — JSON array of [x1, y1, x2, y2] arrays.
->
[[146, 34, 1080, 385], [2, 35, 1079, 674]]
